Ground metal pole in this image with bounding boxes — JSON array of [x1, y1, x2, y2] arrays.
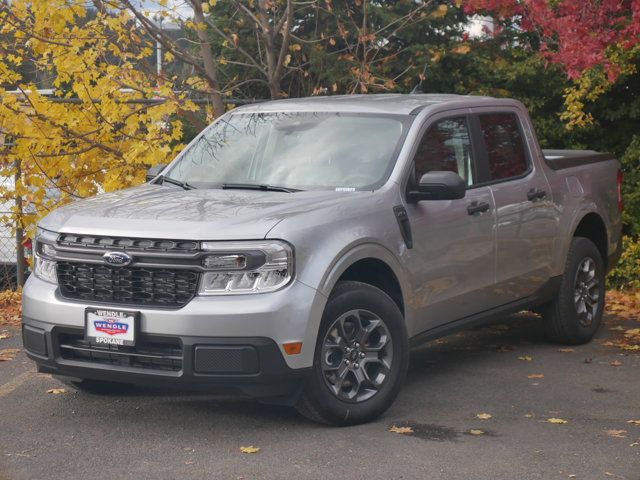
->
[[14, 159, 24, 288], [156, 15, 162, 79]]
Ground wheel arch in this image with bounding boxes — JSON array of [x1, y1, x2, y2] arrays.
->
[[317, 243, 412, 327], [571, 212, 608, 268]]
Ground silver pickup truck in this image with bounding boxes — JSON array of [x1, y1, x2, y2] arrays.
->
[[22, 94, 622, 425]]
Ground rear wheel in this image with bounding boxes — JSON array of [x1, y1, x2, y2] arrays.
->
[[543, 237, 605, 345], [296, 281, 408, 426]]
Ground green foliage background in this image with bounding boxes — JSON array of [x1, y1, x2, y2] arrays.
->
[[206, 2, 640, 288]]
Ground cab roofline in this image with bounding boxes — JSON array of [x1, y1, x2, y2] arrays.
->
[[231, 93, 523, 116]]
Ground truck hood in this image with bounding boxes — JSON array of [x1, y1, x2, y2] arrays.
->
[[39, 184, 369, 240]]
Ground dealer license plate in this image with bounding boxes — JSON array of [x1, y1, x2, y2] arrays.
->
[[85, 308, 138, 346]]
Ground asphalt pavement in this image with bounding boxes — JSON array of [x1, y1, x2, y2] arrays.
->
[[1, 312, 639, 480]]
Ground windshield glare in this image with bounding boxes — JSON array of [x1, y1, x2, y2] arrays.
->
[[166, 112, 409, 191]]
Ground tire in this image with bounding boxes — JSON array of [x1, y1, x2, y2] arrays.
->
[[543, 237, 606, 345], [58, 377, 134, 395], [295, 281, 409, 426]]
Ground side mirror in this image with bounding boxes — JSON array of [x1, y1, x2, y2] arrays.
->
[[407, 171, 466, 202], [146, 164, 167, 182]]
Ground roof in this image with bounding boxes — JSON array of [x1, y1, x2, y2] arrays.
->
[[234, 93, 519, 116]]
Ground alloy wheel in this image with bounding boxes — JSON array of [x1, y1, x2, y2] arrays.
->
[[573, 257, 600, 327], [320, 309, 393, 403]]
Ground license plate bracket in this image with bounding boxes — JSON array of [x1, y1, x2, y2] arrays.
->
[[85, 308, 138, 347]]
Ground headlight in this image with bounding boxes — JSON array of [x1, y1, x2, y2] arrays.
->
[[33, 227, 58, 284], [198, 240, 293, 294]]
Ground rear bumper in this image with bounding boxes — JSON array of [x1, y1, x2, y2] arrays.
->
[[22, 318, 309, 399]]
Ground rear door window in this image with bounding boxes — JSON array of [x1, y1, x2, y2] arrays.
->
[[478, 113, 528, 181]]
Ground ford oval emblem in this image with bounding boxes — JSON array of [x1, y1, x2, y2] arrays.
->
[[103, 251, 132, 267]]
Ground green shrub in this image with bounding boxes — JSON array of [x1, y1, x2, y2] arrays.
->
[[608, 236, 640, 290], [621, 136, 640, 236]]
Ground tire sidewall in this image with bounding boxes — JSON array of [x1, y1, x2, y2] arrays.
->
[[304, 281, 409, 425], [558, 238, 606, 343]]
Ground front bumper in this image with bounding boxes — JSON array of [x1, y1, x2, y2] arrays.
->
[[23, 319, 308, 398], [22, 275, 327, 396]]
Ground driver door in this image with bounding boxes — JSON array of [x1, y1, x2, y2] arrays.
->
[[402, 113, 497, 334]]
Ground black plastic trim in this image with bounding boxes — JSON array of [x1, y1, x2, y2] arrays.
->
[[393, 205, 413, 249]]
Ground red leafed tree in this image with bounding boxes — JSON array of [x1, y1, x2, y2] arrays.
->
[[464, 0, 640, 81]]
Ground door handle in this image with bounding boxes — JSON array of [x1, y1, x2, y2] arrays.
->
[[467, 200, 490, 215], [527, 188, 547, 201]]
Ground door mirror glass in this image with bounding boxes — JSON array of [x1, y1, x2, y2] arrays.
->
[[146, 164, 167, 182], [408, 171, 466, 202]]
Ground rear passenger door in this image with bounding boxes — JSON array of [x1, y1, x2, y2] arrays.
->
[[471, 109, 556, 303], [403, 112, 497, 333]]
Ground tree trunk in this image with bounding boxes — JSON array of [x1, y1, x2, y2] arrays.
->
[[191, 1, 226, 117]]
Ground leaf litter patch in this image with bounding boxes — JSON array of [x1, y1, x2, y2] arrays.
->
[[388, 422, 498, 441]]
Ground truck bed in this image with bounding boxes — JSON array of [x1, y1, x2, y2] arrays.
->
[[542, 149, 615, 171]]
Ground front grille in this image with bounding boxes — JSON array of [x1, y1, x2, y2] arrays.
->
[[58, 332, 182, 372], [57, 233, 199, 253], [57, 262, 199, 307]]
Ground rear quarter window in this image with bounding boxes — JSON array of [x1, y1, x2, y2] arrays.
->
[[478, 113, 528, 181]]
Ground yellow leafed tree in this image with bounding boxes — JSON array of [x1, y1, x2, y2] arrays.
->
[[0, 0, 197, 237]]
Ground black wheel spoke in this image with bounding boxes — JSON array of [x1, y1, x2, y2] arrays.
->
[[320, 309, 393, 403]]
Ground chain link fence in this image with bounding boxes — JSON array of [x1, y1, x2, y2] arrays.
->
[[0, 171, 25, 290]]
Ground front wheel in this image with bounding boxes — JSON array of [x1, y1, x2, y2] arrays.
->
[[543, 237, 605, 345], [295, 281, 409, 426]]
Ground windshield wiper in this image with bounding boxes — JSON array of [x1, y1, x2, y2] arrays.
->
[[157, 175, 197, 190], [221, 183, 300, 193]]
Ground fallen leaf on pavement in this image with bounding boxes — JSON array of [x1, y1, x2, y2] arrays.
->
[[239, 446, 260, 454], [0, 348, 20, 361], [528, 374, 544, 379], [558, 348, 575, 352], [469, 429, 484, 435], [0, 290, 22, 327], [547, 418, 568, 424], [610, 360, 622, 367], [518, 355, 533, 361], [46, 388, 66, 394], [389, 425, 414, 434], [630, 442, 639, 447], [627, 420, 640, 425], [476, 413, 492, 420], [624, 328, 640, 337], [496, 345, 515, 352], [622, 345, 640, 351], [524, 413, 535, 418], [0, 333, 9, 340], [605, 429, 627, 438]]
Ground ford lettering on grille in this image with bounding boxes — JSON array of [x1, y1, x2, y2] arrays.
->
[[103, 251, 132, 267]]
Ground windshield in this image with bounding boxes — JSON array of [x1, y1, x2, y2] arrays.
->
[[165, 111, 410, 191]]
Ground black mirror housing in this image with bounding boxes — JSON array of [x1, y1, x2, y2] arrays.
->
[[146, 164, 167, 182], [407, 171, 466, 202]]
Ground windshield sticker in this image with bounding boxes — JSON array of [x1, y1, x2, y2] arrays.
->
[[335, 187, 356, 192]]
